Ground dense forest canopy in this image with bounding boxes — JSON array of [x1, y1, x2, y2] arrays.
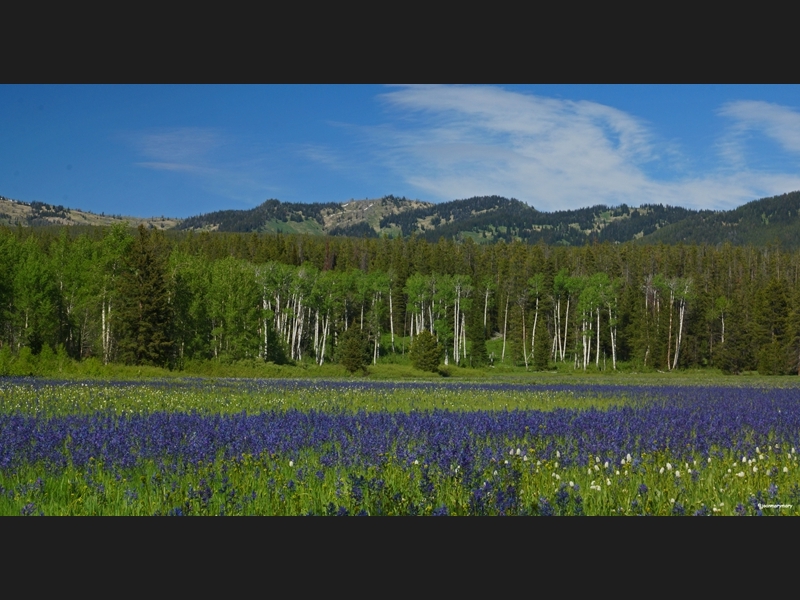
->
[[2, 222, 800, 376]]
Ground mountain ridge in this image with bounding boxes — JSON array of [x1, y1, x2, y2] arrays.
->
[[4, 191, 800, 247]]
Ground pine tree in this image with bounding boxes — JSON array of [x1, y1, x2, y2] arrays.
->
[[409, 330, 442, 372], [115, 225, 174, 366], [336, 325, 369, 374]]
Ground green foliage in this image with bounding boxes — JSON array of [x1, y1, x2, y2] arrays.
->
[[336, 326, 370, 374], [115, 225, 174, 367], [409, 330, 442, 372]]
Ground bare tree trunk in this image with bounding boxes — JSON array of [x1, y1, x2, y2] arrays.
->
[[521, 304, 528, 369], [673, 297, 686, 371], [666, 288, 674, 370], [562, 297, 570, 362], [389, 289, 395, 353], [596, 307, 601, 368], [483, 288, 490, 335], [608, 304, 617, 370], [501, 295, 509, 362]]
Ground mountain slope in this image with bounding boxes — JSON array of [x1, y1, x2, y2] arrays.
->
[[0, 196, 178, 229], [6, 190, 800, 248]]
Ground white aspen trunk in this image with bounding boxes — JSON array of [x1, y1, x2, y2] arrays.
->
[[673, 298, 686, 371], [319, 312, 329, 366], [521, 305, 528, 369], [483, 288, 489, 333], [268, 296, 274, 358], [667, 289, 674, 370], [297, 305, 306, 361], [721, 313, 725, 344], [454, 289, 460, 365], [314, 309, 319, 360], [461, 311, 466, 363], [501, 295, 509, 362], [101, 300, 109, 364], [596, 307, 601, 368], [582, 317, 588, 370], [608, 304, 617, 370], [562, 297, 570, 362], [587, 324, 591, 371], [389, 289, 395, 353], [553, 303, 560, 360], [531, 297, 539, 362]]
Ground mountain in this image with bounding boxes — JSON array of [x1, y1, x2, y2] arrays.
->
[[0, 195, 179, 230], [5, 190, 800, 248], [174, 194, 697, 244], [174, 196, 432, 237]]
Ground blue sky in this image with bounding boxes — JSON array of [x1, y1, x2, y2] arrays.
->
[[2, 84, 800, 218]]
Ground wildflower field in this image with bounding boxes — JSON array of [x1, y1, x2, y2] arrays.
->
[[2, 377, 800, 516]]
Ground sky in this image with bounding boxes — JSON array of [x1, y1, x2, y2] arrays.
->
[[2, 84, 800, 218]]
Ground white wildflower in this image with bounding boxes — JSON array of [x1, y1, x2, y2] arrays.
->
[[556, 450, 561, 458], [666, 463, 672, 471], [569, 481, 574, 487], [626, 453, 632, 463], [289, 460, 294, 467], [659, 467, 665, 474], [604, 461, 609, 469], [594, 464, 600, 472], [675, 471, 680, 478], [753, 466, 758, 473], [737, 471, 745, 477], [784, 466, 789, 473], [606, 478, 611, 486]]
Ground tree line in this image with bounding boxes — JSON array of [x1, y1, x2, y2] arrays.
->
[[2, 224, 800, 375]]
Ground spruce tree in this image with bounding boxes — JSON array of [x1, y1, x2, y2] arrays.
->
[[336, 326, 369, 374], [409, 330, 442, 372], [115, 225, 174, 367]]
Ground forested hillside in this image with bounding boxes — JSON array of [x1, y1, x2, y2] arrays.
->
[[2, 224, 800, 376], [8, 191, 800, 248]]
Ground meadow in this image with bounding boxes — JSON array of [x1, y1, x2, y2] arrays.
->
[[2, 376, 800, 516]]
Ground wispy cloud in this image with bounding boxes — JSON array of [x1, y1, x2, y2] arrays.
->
[[347, 85, 800, 211], [124, 127, 280, 204], [719, 100, 800, 154]]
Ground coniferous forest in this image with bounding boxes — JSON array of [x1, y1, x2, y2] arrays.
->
[[2, 222, 800, 376]]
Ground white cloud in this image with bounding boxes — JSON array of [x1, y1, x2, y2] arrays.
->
[[356, 85, 800, 211], [719, 100, 800, 154]]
